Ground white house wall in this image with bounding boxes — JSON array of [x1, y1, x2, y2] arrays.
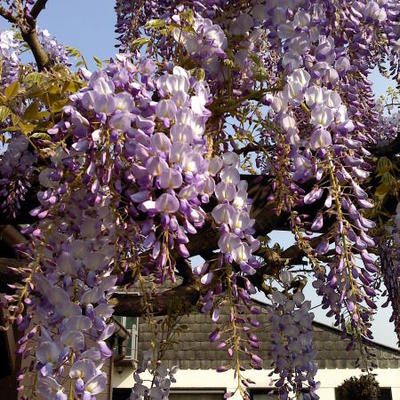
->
[[113, 367, 400, 399]]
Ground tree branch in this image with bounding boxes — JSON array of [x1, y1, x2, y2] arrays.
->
[[0, 6, 18, 24], [0, 225, 27, 248], [111, 281, 202, 317], [234, 143, 262, 155], [175, 259, 194, 284], [281, 234, 331, 264], [20, 0, 51, 71], [30, 0, 49, 20], [20, 27, 49, 71], [0, 0, 51, 71]]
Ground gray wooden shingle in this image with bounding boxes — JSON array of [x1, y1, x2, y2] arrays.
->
[[137, 298, 400, 370]]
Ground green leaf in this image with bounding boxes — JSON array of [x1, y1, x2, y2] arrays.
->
[[376, 157, 392, 175], [131, 37, 150, 48], [66, 46, 80, 57], [23, 101, 41, 121], [181, 9, 194, 24], [18, 122, 35, 134], [30, 132, 51, 140], [375, 183, 390, 197], [196, 68, 206, 81], [0, 106, 11, 123], [50, 98, 69, 113], [93, 56, 103, 69], [24, 72, 44, 85], [145, 19, 166, 29], [5, 81, 20, 100], [62, 80, 82, 94], [249, 52, 261, 66], [224, 59, 235, 68]]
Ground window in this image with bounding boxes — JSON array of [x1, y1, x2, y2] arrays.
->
[[379, 389, 393, 400], [250, 389, 279, 399], [113, 388, 131, 400], [335, 387, 392, 400], [113, 316, 139, 361]]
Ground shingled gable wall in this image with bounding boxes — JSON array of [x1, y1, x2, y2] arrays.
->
[[112, 298, 400, 400]]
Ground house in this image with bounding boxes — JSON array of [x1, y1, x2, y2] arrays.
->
[[111, 298, 400, 400]]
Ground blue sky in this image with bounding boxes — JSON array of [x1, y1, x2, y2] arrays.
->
[[1, 2, 398, 348], [37, 0, 117, 68]]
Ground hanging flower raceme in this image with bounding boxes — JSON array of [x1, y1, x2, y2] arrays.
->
[[17, 186, 117, 400], [211, 151, 259, 274], [262, 0, 380, 347], [0, 28, 20, 86], [130, 351, 178, 400], [192, 152, 261, 393], [269, 271, 319, 400], [43, 55, 218, 284], [114, 0, 229, 50], [37, 28, 70, 65], [0, 135, 37, 218], [172, 14, 228, 72]]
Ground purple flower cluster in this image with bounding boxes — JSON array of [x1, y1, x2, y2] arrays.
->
[[172, 15, 227, 75], [263, 0, 380, 342], [191, 153, 262, 389], [0, 135, 36, 218], [18, 191, 117, 400], [45, 54, 261, 287], [15, 53, 261, 398], [269, 272, 319, 400], [130, 351, 178, 399], [37, 28, 70, 65], [114, 0, 229, 50], [115, 2, 266, 94], [211, 152, 259, 274], [200, 268, 264, 392], [0, 28, 20, 86], [374, 98, 400, 145]]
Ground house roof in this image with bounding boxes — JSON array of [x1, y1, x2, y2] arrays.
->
[[137, 297, 400, 370]]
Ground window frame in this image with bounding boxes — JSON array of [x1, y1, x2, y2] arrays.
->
[[121, 316, 138, 361], [113, 315, 139, 361], [249, 388, 280, 399]]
